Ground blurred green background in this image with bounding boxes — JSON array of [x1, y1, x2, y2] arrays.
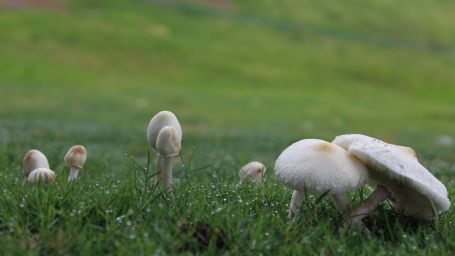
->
[[0, 0, 454, 169]]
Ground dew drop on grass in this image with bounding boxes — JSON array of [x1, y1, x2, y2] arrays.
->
[[251, 239, 256, 250], [303, 236, 310, 244]]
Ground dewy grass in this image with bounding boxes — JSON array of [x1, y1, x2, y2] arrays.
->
[[0, 136, 453, 254]]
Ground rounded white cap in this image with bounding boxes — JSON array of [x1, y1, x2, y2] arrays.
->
[[275, 139, 368, 195], [155, 126, 181, 157], [64, 145, 87, 169], [147, 111, 182, 151], [239, 161, 266, 184], [23, 149, 50, 177]]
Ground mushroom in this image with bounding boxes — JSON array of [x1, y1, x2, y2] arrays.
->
[[332, 134, 450, 225], [239, 161, 266, 184], [23, 149, 55, 183], [147, 111, 182, 190], [64, 145, 87, 182], [275, 139, 368, 219]]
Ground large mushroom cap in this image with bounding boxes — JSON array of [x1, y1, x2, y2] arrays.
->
[[239, 161, 266, 184], [64, 145, 87, 169], [332, 134, 450, 219], [275, 139, 368, 195], [23, 149, 50, 177], [147, 111, 182, 150], [27, 168, 56, 183]]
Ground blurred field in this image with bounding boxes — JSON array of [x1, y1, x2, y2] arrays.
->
[[0, 0, 454, 254]]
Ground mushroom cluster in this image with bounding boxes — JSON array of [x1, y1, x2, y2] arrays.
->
[[22, 145, 88, 184], [15, 108, 450, 234], [274, 134, 450, 229], [23, 149, 55, 183]]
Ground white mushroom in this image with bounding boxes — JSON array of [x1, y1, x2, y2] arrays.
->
[[23, 149, 55, 183], [332, 134, 450, 225], [239, 161, 266, 184], [147, 111, 182, 190], [275, 139, 368, 219], [64, 145, 87, 182]]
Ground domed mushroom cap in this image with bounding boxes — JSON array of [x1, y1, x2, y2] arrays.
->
[[147, 111, 182, 151], [64, 145, 87, 169], [239, 161, 266, 183], [275, 139, 368, 195], [156, 126, 181, 157], [27, 168, 56, 183], [332, 134, 450, 219], [23, 149, 50, 177]]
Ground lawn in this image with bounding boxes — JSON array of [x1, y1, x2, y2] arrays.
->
[[0, 0, 454, 254]]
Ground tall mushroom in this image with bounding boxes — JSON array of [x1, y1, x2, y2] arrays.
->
[[147, 111, 182, 190], [239, 161, 266, 184], [275, 139, 368, 219], [64, 145, 87, 182], [23, 149, 55, 183], [332, 134, 450, 225]]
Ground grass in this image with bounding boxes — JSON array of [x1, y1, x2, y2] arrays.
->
[[0, 0, 454, 254]]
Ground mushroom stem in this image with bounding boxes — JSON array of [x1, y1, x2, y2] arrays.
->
[[68, 167, 81, 181], [332, 193, 350, 215], [161, 156, 173, 190], [350, 185, 389, 225], [155, 154, 163, 174], [288, 190, 304, 219]]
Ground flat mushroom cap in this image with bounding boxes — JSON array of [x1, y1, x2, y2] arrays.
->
[[147, 111, 182, 150], [332, 134, 450, 219], [239, 161, 266, 183], [275, 139, 368, 195], [23, 149, 50, 177], [64, 145, 87, 169], [27, 168, 56, 183]]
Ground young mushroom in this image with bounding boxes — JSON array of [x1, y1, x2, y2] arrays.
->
[[239, 161, 266, 184], [275, 139, 368, 219], [23, 149, 55, 183], [64, 145, 87, 182], [332, 134, 450, 225], [147, 111, 182, 190]]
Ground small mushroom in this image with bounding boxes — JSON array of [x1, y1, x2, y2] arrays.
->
[[239, 161, 266, 184], [275, 139, 368, 219], [64, 145, 87, 182], [23, 149, 55, 183], [147, 111, 182, 190], [332, 134, 450, 225]]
